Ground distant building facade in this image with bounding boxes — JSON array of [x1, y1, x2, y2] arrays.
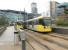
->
[[50, 1, 65, 24], [58, 2, 68, 18], [50, 1, 56, 20], [50, 1, 68, 18], [0, 10, 25, 23], [31, 2, 38, 14]]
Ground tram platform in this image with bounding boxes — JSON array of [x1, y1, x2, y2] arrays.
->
[[0, 26, 21, 50]]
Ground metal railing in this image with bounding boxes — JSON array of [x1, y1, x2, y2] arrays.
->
[[0, 26, 6, 35]]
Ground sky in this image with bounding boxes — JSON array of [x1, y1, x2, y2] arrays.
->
[[0, 0, 68, 13]]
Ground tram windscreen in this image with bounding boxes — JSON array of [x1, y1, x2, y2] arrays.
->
[[43, 19, 51, 26], [38, 18, 51, 26]]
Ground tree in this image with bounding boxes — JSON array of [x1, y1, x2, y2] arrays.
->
[[0, 15, 8, 26]]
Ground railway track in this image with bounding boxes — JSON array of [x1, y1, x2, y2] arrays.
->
[[26, 30, 68, 41], [27, 30, 68, 40], [26, 33, 53, 50], [26, 37, 50, 50], [26, 40, 35, 50], [47, 33, 68, 40], [25, 30, 68, 50], [25, 29, 68, 50]]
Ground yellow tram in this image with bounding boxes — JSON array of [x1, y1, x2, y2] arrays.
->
[[24, 16, 52, 32], [15, 21, 23, 30]]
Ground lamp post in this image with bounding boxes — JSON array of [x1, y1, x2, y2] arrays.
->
[[21, 8, 26, 50]]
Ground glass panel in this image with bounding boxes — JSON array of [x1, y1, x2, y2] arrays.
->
[[43, 19, 51, 26], [38, 19, 45, 25]]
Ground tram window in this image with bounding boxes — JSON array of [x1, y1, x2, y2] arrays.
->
[[32, 21, 34, 27], [28, 22, 30, 25], [23, 22, 27, 25], [28, 21, 33, 25], [34, 20, 38, 25], [16, 22, 21, 25], [43, 19, 51, 26], [38, 19, 45, 25], [23, 22, 27, 29]]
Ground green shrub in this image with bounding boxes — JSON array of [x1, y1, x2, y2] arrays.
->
[[0, 16, 8, 26], [56, 17, 68, 26]]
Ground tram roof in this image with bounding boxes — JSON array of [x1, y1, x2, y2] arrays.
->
[[25, 16, 43, 22], [15, 20, 24, 23]]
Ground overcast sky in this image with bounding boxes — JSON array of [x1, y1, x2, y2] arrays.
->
[[0, 0, 68, 13]]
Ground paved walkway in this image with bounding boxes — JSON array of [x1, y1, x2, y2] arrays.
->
[[0, 26, 14, 42], [0, 26, 21, 50]]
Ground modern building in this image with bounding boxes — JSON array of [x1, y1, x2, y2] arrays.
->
[[31, 2, 38, 14], [50, 1, 65, 24], [50, 1, 68, 18], [0, 10, 26, 23], [50, 1, 56, 19], [58, 2, 68, 18]]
